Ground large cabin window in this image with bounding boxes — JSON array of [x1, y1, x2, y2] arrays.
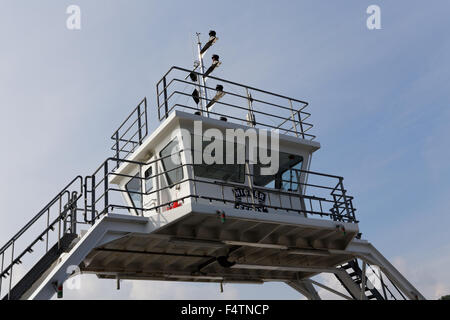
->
[[254, 152, 303, 191], [192, 137, 245, 184], [160, 137, 184, 186], [126, 173, 143, 211]]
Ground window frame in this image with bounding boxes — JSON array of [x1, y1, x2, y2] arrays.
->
[[253, 151, 304, 192], [125, 172, 143, 214], [159, 137, 184, 187]]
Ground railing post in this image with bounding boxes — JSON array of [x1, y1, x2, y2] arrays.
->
[[339, 178, 351, 221], [0, 252, 4, 297], [83, 177, 88, 223], [45, 208, 50, 252], [297, 110, 305, 139], [91, 174, 96, 224], [137, 104, 143, 145], [245, 162, 256, 211], [70, 192, 78, 234], [143, 97, 148, 137], [163, 76, 169, 119], [288, 99, 299, 138], [8, 241, 14, 300], [58, 195, 62, 249], [115, 132, 120, 169], [104, 161, 109, 215]]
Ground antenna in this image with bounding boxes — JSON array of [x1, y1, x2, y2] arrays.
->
[[189, 30, 225, 117]]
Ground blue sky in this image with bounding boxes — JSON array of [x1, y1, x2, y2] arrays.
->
[[0, 0, 449, 299]]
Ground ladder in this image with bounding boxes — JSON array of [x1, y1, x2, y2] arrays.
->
[[336, 259, 385, 300]]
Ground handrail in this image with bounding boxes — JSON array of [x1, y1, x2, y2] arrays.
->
[[157, 66, 309, 105], [110, 97, 148, 162], [84, 150, 357, 224], [156, 66, 315, 140], [0, 176, 83, 299], [0, 176, 83, 255]]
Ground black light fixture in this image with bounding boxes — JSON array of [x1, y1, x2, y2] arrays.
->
[[192, 89, 200, 105], [204, 54, 221, 78], [217, 256, 235, 268], [205, 84, 226, 109], [189, 72, 198, 82], [200, 30, 218, 55]]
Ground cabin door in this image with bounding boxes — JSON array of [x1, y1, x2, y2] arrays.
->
[[142, 157, 159, 216]]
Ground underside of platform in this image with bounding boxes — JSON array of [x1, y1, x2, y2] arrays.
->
[[80, 203, 358, 283]]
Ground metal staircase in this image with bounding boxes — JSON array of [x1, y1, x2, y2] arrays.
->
[[335, 258, 409, 300], [2, 233, 77, 300], [0, 99, 149, 300], [0, 177, 83, 300], [336, 259, 384, 300]]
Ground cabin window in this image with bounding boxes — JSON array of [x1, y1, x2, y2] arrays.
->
[[192, 138, 245, 184], [126, 173, 143, 210], [254, 152, 303, 191], [144, 167, 153, 193], [160, 137, 184, 186]]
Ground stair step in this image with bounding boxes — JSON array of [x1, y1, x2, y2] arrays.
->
[[2, 233, 77, 300], [341, 264, 352, 270]]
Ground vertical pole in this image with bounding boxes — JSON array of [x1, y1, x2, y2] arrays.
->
[[143, 97, 148, 137], [104, 161, 109, 215], [246, 88, 255, 127], [91, 175, 96, 223], [288, 100, 299, 138], [340, 179, 351, 221], [8, 242, 14, 300], [157, 83, 161, 120], [163, 77, 169, 119], [297, 110, 305, 139], [46, 208, 50, 252], [245, 162, 256, 211], [155, 159, 161, 213], [115, 132, 120, 169], [58, 195, 62, 249], [0, 252, 4, 296], [137, 104, 143, 146], [70, 193, 77, 234], [196, 33, 208, 116]]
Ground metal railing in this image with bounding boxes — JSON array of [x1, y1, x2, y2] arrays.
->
[[156, 66, 315, 140], [111, 97, 148, 165], [0, 176, 85, 299], [83, 150, 356, 223]]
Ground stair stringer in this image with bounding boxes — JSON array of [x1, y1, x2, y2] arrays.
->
[[26, 214, 152, 300], [330, 239, 425, 300]]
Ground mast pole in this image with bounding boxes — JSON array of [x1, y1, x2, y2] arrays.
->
[[196, 33, 209, 116]]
